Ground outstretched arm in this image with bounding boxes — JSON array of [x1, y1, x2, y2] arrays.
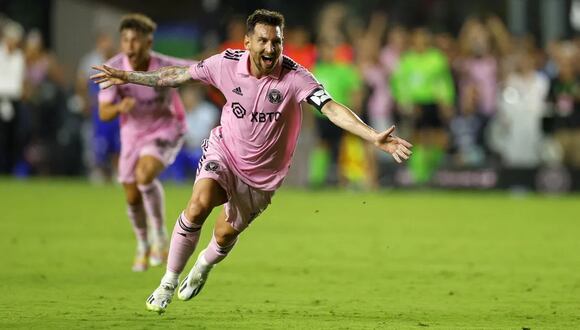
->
[[91, 65, 193, 89], [320, 100, 413, 163]]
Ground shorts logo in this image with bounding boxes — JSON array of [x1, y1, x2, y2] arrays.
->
[[204, 161, 219, 172], [197, 60, 204, 68], [267, 89, 283, 104], [232, 102, 246, 119]]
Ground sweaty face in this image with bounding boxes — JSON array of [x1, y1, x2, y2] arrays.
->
[[245, 23, 283, 77], [120, 29, 152, 69]]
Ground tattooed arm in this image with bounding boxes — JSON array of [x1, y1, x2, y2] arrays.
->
[[91, 65, 193, 89]]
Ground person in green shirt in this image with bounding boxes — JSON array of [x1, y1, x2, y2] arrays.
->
[[391, 27, 455, 183], [310, 38, 363, 187]]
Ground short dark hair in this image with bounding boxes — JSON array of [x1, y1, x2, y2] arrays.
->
[[119, 13, 157, 35], [246, 9, 285, 35]]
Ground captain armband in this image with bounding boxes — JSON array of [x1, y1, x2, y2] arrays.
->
[[306, 88, 332, 112]]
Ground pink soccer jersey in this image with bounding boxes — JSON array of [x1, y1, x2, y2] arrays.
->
[[188, 49, 326, 191], [98, 52, 189, 143]]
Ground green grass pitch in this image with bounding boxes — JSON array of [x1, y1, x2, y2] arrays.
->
[[1, 178, 579, 329]]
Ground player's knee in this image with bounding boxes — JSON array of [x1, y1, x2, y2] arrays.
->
[[214, 227, 237, 247], [185, 197, 212, 226], [135, 166, 155, 185]]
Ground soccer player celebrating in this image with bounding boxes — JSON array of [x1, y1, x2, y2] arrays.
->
[[92, 9, 412, 313], [97, 14, 192, 272]]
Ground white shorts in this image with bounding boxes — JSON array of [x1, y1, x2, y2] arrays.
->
[[195, 131, 274, 232]]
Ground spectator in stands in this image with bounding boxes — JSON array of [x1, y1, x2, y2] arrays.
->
[[317, 2, 354, 63], [456, 18, 498, 120], [219, 15, 245, 51], [76, 30, 119, 182], [21, 29, 66, 175], [163, 84, 219, 181], [0, 20, 25, 174], [449, 83, 486, 167], [283, 26, 316, 70], [548, 42, 580, 168], [391, 27, 455, 183], [489, 50, 549, 168], [311, 37, 363, 187]]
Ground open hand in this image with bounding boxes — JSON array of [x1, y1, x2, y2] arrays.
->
[[374, 125, 413, 163], [91, 65, 128, 89]]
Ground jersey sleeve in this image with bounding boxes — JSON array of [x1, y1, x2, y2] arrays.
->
[[98, 84, 119, 104], [188, 53, 222, 88], [294, 66, 333, 111]]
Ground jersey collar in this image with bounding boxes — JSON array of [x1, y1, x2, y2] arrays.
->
[[236, 50, 282, 80]]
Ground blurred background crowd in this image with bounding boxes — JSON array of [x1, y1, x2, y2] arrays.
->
[[0, 0, 579, 192]]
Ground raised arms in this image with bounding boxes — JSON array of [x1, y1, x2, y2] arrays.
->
[[91, 65, 193, 89]]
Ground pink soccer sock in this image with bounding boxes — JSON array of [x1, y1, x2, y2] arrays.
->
[[202, 233, 238, 265], [166, 212, 202, 274], [127, 202, 148, 248], [138, 179, 166, 239]]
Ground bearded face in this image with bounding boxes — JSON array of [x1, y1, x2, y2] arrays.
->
[[245, 23, 283, 77]]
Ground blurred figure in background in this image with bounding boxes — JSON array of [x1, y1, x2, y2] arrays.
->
[[96, 14, 192, 272], [317, 2, 354, 63], [489, 50, 549, 168], [391, 27, 455, 184], [378, 24, 407, 168], [310, 37, 363, 187], [456, 18, 498, 120], [76, 31, 118, 183], [359, 12, 391, 134], [219, 15, 245, 51], [448, 83, 486, 167], [163, 84, 219, 181], [380, 25, 406, 81], [548, 42, 580, 168], [182, 84, 219, 169], [453, 17, 500, 168], [0, 20, 25, 174], [283, 26, 317, 187], [283, 26, 316, 70], [434, 31, 458, 66], [353, 12, 390, 188], [21, 29, 66, 175]]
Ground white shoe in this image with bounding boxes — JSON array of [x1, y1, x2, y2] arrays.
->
[[177, 250, 213, 301], [145, 282, 176, 314]]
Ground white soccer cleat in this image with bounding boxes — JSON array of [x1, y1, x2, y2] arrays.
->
[[177, 250, 213, 301], [145, 282, 176, 314]]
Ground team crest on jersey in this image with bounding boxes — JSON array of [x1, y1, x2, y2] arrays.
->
[[267, 89, 283, 104], [204, 161, 219, 173]]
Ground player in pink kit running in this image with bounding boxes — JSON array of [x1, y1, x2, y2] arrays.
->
[[92, 9, 412, 313], [97, 14, 192, 272]]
